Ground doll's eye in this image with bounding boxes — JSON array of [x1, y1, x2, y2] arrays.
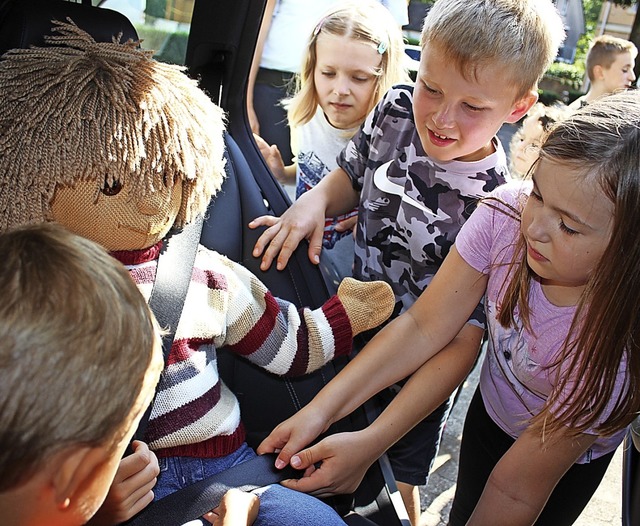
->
[[101, 178, 123, 196]]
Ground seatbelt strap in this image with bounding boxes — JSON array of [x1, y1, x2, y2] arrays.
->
[[124, 453, 299, 526], [130, 214, 204, 446]]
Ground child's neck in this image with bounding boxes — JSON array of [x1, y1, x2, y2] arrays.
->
[[540, 280, 584, 307]]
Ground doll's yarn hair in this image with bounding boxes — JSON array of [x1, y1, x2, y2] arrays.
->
[[0, 19, 226, 232]]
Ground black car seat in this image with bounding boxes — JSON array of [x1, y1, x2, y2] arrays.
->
[[0, 1, 408, 524]]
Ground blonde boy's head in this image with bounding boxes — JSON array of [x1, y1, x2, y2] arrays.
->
[[421, 0, 565, 100], [0, 223, 162, 522]]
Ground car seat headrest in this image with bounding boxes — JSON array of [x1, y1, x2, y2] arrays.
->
[[0, 0, 138, 55]]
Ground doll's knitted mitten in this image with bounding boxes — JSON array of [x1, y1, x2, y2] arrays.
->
[[337, 277, 395, 336]]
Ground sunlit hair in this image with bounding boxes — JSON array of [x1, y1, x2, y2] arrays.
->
[[0, 20, 227, 233], [421, 0, 566, 100], [0, 223, 162, 492], [287, 0, 409, 129], [585, 34, 638, 82], [497, 90, 640, 438]]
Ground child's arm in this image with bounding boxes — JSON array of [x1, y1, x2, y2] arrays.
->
[[249, 167, 359, 271], [258, 322, 483, 495], [257, 247, 487, 468], [467, 427, 597, 525], [86, 441, 159, 525]]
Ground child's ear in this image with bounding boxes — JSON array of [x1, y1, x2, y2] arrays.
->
[[50, 446, 109, 510], [505, 90, 538, 124], [592, 64, 605, 81]]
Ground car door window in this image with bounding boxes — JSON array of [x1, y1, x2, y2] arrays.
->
[[97, 0, 192, 65]]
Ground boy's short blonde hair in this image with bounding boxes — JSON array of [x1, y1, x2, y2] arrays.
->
[[287, 0, 409, 128], [586, 34, 638, 82], [0, 223, 161, 492], [421, 0, 565, 100]]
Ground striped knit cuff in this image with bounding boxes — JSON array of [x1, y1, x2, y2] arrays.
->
[[322, 295, 353, 358]]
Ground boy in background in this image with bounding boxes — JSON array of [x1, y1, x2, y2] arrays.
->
[[251, 0, 565, 522], [570, 34, 637, 109], [0, 223, 163, 526]]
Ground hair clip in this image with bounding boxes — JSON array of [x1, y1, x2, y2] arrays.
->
[[313, 18, 326, 37], [377, 41, 388, 55]]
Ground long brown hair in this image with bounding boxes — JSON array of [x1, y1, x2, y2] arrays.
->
[[498, 90, 640, 438]]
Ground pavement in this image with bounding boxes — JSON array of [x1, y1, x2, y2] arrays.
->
[[417, 353, 623, 525]]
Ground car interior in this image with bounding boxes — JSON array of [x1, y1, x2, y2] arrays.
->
[[0, 1, 637, 525]]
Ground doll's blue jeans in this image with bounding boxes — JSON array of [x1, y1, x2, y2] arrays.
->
[[155, 442, 347, 526]]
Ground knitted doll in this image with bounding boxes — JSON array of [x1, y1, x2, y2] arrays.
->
[[0, 21, 394, 525]]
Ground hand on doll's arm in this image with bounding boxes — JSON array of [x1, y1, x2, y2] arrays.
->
[[467, 427, 597, 525], [86, 441, 159, 526], [249, 168, 358, 271]]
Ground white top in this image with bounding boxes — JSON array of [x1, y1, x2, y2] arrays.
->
[[260, 0, 408, 73]]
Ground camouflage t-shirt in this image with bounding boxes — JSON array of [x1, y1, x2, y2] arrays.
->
[[338, 85, 508, 325]]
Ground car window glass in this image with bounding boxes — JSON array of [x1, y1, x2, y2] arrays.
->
[[96, 0, 193, 65]]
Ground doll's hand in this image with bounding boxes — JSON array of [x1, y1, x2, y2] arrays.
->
[[249, 192, 327, 271], [337, 278, 394, 336], [87, 441, 159, 525]]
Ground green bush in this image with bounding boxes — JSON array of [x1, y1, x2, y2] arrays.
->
[[545, 61, 584, 90]]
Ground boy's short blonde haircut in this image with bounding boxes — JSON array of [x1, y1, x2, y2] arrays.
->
[[421, 0, 565, 100], [0, 223, 161, 492], [586, 34, 638, 82]]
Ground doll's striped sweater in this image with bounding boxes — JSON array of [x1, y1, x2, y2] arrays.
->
[[112, 242, 353, 458]]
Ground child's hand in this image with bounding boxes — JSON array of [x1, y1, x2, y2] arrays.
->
[[334, 215, 357, 234], [249, 192, 327, 271], [336, 278, 394, 336], [281, 431, 376, 497], [203, 489, 260, 525], [252, 134, 288, 184], [86, 441, 159, 525], [257, 405, 331, 474]]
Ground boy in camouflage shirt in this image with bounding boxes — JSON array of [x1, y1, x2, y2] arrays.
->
[[251, 0, 565, 521]]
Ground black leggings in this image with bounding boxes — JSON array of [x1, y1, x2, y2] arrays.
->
[[448, 388, 614, 526]]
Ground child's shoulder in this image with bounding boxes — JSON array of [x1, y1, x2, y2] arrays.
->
[[381, 84, 414, 109], [481, 180, 532, 216]]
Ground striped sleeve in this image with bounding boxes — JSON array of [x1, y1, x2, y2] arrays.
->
[[219, 256, 353, 376]]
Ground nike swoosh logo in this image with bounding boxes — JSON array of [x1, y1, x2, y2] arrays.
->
[[372, 160, 439, 218]]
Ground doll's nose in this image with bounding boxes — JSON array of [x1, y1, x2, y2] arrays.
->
[[136, 191, 170, 215]]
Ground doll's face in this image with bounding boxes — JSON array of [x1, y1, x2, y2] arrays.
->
[[50, 177, 182, 251]]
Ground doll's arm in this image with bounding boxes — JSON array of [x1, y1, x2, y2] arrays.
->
[[87, 441, 159, 525], [467, 427, 597, 525], [221, 252, 394, 375]]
